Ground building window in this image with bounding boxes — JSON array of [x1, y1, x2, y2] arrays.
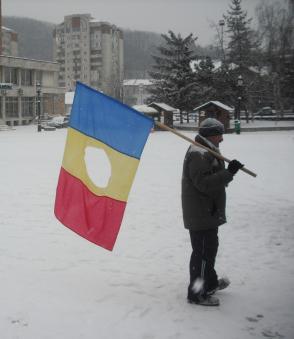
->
[[5, 97, 19, 118], [36, 71, 42, 85], [4, 67, 18, 85], [21, 97, 34, 117], [90, 57, 102, 63], [72, 17, 81, 32], [21, 69, 33, 86]]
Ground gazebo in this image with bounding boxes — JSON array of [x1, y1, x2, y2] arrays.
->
[[132, 104, 160, 121], [148, 102, 177, 128], [193, 101, 233, 132]]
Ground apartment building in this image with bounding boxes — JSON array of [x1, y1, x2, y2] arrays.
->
[[0, 55, 65, 126], [53, 14, 124, 99], [2, 26, 18, 56]]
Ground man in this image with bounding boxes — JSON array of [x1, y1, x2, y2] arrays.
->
[[181, 117, 243, 306]]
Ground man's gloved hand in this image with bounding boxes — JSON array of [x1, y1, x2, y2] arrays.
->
[[227, 159, 244, 175]]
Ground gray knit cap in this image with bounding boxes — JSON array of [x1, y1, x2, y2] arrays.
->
[[199, 118, 224, 137]]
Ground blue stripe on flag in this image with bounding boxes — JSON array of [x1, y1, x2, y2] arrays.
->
[[69, 82, 154, 159]]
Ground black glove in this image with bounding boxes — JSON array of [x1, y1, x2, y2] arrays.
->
[[227, 159, 244, 175]]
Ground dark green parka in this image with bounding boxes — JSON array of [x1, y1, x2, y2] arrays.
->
[[181, 135, 233, 231]]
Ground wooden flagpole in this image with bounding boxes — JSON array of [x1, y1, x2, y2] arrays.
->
[[155, 121, 257, 178]]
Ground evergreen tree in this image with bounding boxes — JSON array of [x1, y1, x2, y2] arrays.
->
[[148, 31, 199, 123], [193, 56, 217, 105], [224, 0, 259, 72], [220, 0, 262, 114], [213, 68, 236, 107]]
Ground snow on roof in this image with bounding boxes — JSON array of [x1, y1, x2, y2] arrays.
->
[[194, 101, 234, 112], [249, 66, 269, 76], [133, 104, 158, 114], [123, 79, 153, 86], [191, 59, 269, 76], [190, 59, 238, 72], [149, 102, 177, 112], [2, 26, 17, 33], [65, 91, 75, 105], [90, 20, 110, 25]]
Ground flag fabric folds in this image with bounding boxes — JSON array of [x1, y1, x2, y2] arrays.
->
[[54, 82, 154, 251]]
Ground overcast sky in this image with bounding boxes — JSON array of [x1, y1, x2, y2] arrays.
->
[[3, 0, 278, 45]]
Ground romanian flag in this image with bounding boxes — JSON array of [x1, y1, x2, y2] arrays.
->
[[54, 82, 154, 251]]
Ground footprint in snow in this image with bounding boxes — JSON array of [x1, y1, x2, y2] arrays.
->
[[246, 314, 264, 322]]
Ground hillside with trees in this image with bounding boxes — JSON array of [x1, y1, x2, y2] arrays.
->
[[2, 16, 215, 79], [3, 16, 55, 61]]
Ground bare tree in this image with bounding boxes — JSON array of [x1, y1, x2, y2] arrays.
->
[[256, 0, 294, 114]]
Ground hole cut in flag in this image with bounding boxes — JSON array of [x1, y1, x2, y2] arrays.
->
[[84, 146, 112, 188], [54, 82, 154, 251]]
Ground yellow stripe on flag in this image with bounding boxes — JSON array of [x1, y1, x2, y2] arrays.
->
[[62, 128, 139, 202]]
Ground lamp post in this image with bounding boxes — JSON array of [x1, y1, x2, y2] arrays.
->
[[219, 19, 225, 64], [36, 82, 42, 132], [234, 75, 244, 134]]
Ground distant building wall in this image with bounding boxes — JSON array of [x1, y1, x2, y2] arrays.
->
[[2, 26, 18, 56], [53, 14, 124, 99], [123, 79, 154, 106]]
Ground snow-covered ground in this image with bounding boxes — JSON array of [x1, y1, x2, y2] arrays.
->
[[1, 126, 294, 339]]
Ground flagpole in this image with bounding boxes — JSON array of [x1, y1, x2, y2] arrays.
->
[[155, 121, 257, 178]]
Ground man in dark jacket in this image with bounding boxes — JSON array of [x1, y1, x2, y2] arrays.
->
[[182, 117, 243, 306]]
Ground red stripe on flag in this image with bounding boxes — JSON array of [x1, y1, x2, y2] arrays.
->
[[54, 167, 126, 251]]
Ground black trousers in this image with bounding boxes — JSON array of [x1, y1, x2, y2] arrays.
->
[[188, 228, 219, 297]]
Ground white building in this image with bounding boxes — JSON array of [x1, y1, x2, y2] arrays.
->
[[123, 79, 154, 106], [53, 14, 124, 99], [0, 55, 65, 126]]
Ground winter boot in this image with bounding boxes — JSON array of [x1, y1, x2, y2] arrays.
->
[[187, 294, 220, 306], [207, 277, 230, 295]]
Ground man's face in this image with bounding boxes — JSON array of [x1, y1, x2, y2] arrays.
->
[[207, 134, 223, 147]]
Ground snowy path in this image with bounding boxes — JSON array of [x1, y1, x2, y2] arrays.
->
[[0, 126, 293, 339]]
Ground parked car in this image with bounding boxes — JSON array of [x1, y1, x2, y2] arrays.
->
[[46, 116, 69, 128], [255, 107, 276, 116]]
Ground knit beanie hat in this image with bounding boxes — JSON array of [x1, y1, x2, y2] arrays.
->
[[199, 118, 224, 137]]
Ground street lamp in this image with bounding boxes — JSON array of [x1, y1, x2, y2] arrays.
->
[[219, 19, 225, 64], [236, 75, 244, 121], [234, 75, 244, 134], [36, 82, 42, 132]]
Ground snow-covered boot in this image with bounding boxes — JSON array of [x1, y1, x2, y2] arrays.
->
[[207, 277, 230, 295], [187, 294, 220, 306]]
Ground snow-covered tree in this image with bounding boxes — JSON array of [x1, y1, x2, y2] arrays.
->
[[193, 56, 217, 105], [148, 31, 199, 123]]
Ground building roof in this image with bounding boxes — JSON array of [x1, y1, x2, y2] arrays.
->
[[193, 101, 234, 112], [123, 79, 153, 86], [2, 26, 17, 33], [133, 104, 158, 114], [0, 55, 60, 72], [148, 102, 177, 112]]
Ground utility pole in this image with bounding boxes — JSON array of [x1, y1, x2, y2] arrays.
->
[[36, 82, 42, 132]]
